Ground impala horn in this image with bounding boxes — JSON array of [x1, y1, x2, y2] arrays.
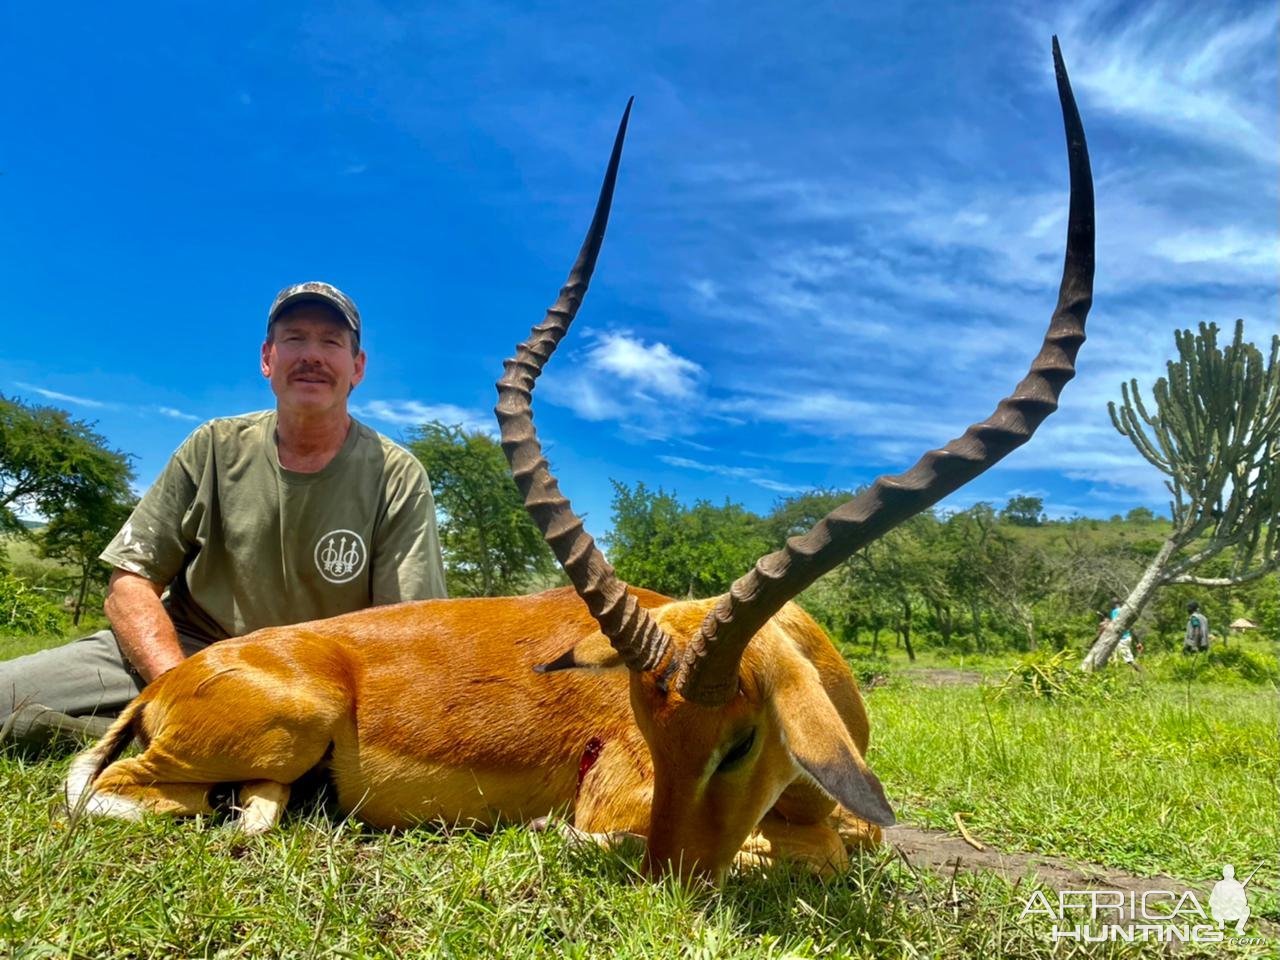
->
[[495, 99, 674, 675], [676, 37, 1095, 705]]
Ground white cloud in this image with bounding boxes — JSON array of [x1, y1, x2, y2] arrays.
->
[[15, 383, 211, 423], [657, 454, 807, 494], [15, 382, 107, 408], [1152, 226, 1280, 268], [584, 332, 703, 399], [541, 330, 705, 438], [689, 278, 720, 305], [352, 399, 494, 434], [1053, 1, 1279, 165], [713, 388, 961, 446], [546, 378, 624, 423]]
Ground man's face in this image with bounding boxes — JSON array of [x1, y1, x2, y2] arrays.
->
[[260, 305, 366, 415]]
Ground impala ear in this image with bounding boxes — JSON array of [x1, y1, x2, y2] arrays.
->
[[771, 669, 896, 827], [534, 632, 626, 673]]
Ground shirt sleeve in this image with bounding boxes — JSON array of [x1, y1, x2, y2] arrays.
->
[[99, 426, 206, 585], [370, 459, 448, 604]]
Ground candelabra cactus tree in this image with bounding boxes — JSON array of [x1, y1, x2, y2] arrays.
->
[[1083, 320, 1279, 670]]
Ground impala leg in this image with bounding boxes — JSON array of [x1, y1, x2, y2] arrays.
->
[[84, 716, 331, 829], [831, 805, 884, 852], [88, 757, 216, 819], [735, 810, 849, 876], [530, 815, 645, 853], [234, 779, 291, 835]]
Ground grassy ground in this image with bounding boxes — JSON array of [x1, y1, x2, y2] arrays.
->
[[870, 672, 1278, 880], [0, 637, 1276, 958], [0, 779, 1168, 960], [0, 631, 99, 662]]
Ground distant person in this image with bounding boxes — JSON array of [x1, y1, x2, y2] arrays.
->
[[1109, 597, 1140, 672], [1183, 601, 1209, 654], [0, 282, 448, 748]]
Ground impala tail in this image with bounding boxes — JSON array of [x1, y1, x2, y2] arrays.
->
[[64, 698, 148, 821]]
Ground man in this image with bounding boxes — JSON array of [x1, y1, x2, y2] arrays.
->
[[1184, 600, 1210, 654], [0, 282, 447, 746], [1109, 597, 1139, 671]]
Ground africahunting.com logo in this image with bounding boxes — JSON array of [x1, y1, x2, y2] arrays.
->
[[1019, 863, 1268, 946]]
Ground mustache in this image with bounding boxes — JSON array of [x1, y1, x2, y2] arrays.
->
[[288, 365, 335, 383]]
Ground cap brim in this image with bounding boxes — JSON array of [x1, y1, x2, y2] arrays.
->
[[268, 293, 360, 339]]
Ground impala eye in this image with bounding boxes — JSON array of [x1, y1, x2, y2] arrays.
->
[[717, 728, 756, 773]]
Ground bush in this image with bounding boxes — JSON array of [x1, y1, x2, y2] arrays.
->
[[0, 571, 68, 636], [996, 649, 1134, 701], [997, 649, 1087, 699], [1166, 645, 1279, 686], [844, 651, 894, 688]]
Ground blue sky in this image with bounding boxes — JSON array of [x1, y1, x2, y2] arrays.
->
[[2, 1, 1276, 534]]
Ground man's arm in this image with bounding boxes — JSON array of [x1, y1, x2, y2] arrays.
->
[[104, 568, 185, 683], [99, 424, 208, 677], [370, 455, 448, 604]]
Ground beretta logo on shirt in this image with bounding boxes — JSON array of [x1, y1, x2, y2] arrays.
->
[[314, 529, 368, 584]]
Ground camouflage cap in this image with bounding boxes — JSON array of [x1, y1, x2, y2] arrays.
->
[[267, 282, 362, 345]]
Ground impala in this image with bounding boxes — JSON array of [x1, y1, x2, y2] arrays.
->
[[66, 39, 1093, 881]]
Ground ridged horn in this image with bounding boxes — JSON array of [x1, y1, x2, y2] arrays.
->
[[495, 99, 673, 675], [677, 37, 1095, 705]]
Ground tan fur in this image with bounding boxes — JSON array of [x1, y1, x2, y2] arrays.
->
[[236, 780, 291, 834], [71, 586, 883, 878]]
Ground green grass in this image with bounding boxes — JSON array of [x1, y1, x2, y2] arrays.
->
[[0, 633, 79, 661], [869, 676, 1278, 880], [855, 645, 1016, 676], [1, 640, 1276, 957], [0, 763, 1236, 960], [0, 613, 112, 661]]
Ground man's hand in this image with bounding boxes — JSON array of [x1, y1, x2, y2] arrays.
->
[[103, 569, 185, 683]]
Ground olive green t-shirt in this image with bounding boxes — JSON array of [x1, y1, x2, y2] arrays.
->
[[100, 411, 447, 645]]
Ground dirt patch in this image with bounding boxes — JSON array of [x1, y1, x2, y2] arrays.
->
[[881, 823, 1277, 939], [898, 668, 986, 687], [886, 823, 1183, 895]]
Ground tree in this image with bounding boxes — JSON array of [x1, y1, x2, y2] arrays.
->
[[607, 481, 770, 598], [1084, 321, 1279, 669], [856, 516, 943, 662], [0, 395, 134, 627], [1000, 495, 1046, 527], [942, 504, 1001, 651], [1039, 519, 1145, 648], [838, 545, 897, 656], [1125, 506, 1155, 523], [0, 394, 131, 536], [763, 489, 853, 543], [41, 485, 137, 625], [983, 534, 1055, 650], [407, 422, 555, 597], [790, 508, 945, 661]]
